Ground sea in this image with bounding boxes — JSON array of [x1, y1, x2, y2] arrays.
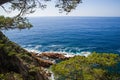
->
[[3, 17, 120, 56]]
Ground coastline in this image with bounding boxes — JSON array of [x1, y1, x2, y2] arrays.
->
[[25, 48, 91, 58], [28, 50, 90, 80]]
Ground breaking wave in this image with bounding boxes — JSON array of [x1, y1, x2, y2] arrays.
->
[[23, 44, 94, 57]]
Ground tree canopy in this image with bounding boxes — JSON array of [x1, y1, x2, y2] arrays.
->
[[0, 0, 82, 15], [0, 16, 32, 30], [51, 52, 120, 80], [0, 0, 82, 30]]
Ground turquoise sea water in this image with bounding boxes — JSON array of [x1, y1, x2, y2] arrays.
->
[[3, 17, 120, 55]]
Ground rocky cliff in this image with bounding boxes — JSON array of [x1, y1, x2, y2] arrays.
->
[[0, 31, 49, 80]]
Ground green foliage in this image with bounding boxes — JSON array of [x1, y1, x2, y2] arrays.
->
[[0, 16, 32, 30], [18, 53, 33, 63], [0, 31, 48, 80], [0, 74, 4, 79], [1, 0, 82, 16], [8, 51, 16, 56], [51, 52, 120, 80], [0, 16, 13, 28], [0, 0, 82, 31], [0, 73, 23, 80], [56, 0, 82, 13], [29, 66, 39, 73]]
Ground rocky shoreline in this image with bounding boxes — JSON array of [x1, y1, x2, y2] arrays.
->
[[30, 51, 92, 68], [30, 52, 72, 79], [31, 52, 70, 68]]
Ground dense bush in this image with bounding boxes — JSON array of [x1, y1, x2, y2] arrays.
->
[[51, 52, 120, 80]]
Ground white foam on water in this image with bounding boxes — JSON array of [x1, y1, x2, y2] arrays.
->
[[24, 46, 92, 57], [34, 45, 42, 49], [24, 48, 41, 53], [64, 54, 75, 57], [63, 51, 91, 57], [27, 44, 32, 47], [117, 49, 120, 53], [48, 45, 62, 47], [22, 45, 26, 48], [80, 51, 91, 57]]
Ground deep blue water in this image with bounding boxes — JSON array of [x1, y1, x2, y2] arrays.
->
[[3, 17, 120, 54]]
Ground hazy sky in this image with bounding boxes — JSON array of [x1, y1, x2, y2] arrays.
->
[[0, 0, 120, 17]]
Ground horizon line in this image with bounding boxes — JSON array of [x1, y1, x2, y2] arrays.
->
[[27, 16, 120, 18]]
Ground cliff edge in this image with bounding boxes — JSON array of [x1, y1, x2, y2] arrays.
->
[[0, 31, 48, 80]]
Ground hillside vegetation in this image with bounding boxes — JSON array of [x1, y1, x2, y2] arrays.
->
[[51, 52, 120, 80], [0, 31, 49, 80]]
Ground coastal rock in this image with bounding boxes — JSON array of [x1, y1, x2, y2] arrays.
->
[[30, 52, 70, 67], [38, 52, 68, 60], [36, 57, 54, 68]]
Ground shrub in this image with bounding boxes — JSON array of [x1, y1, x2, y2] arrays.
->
[[51, 52, 120, 80]]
